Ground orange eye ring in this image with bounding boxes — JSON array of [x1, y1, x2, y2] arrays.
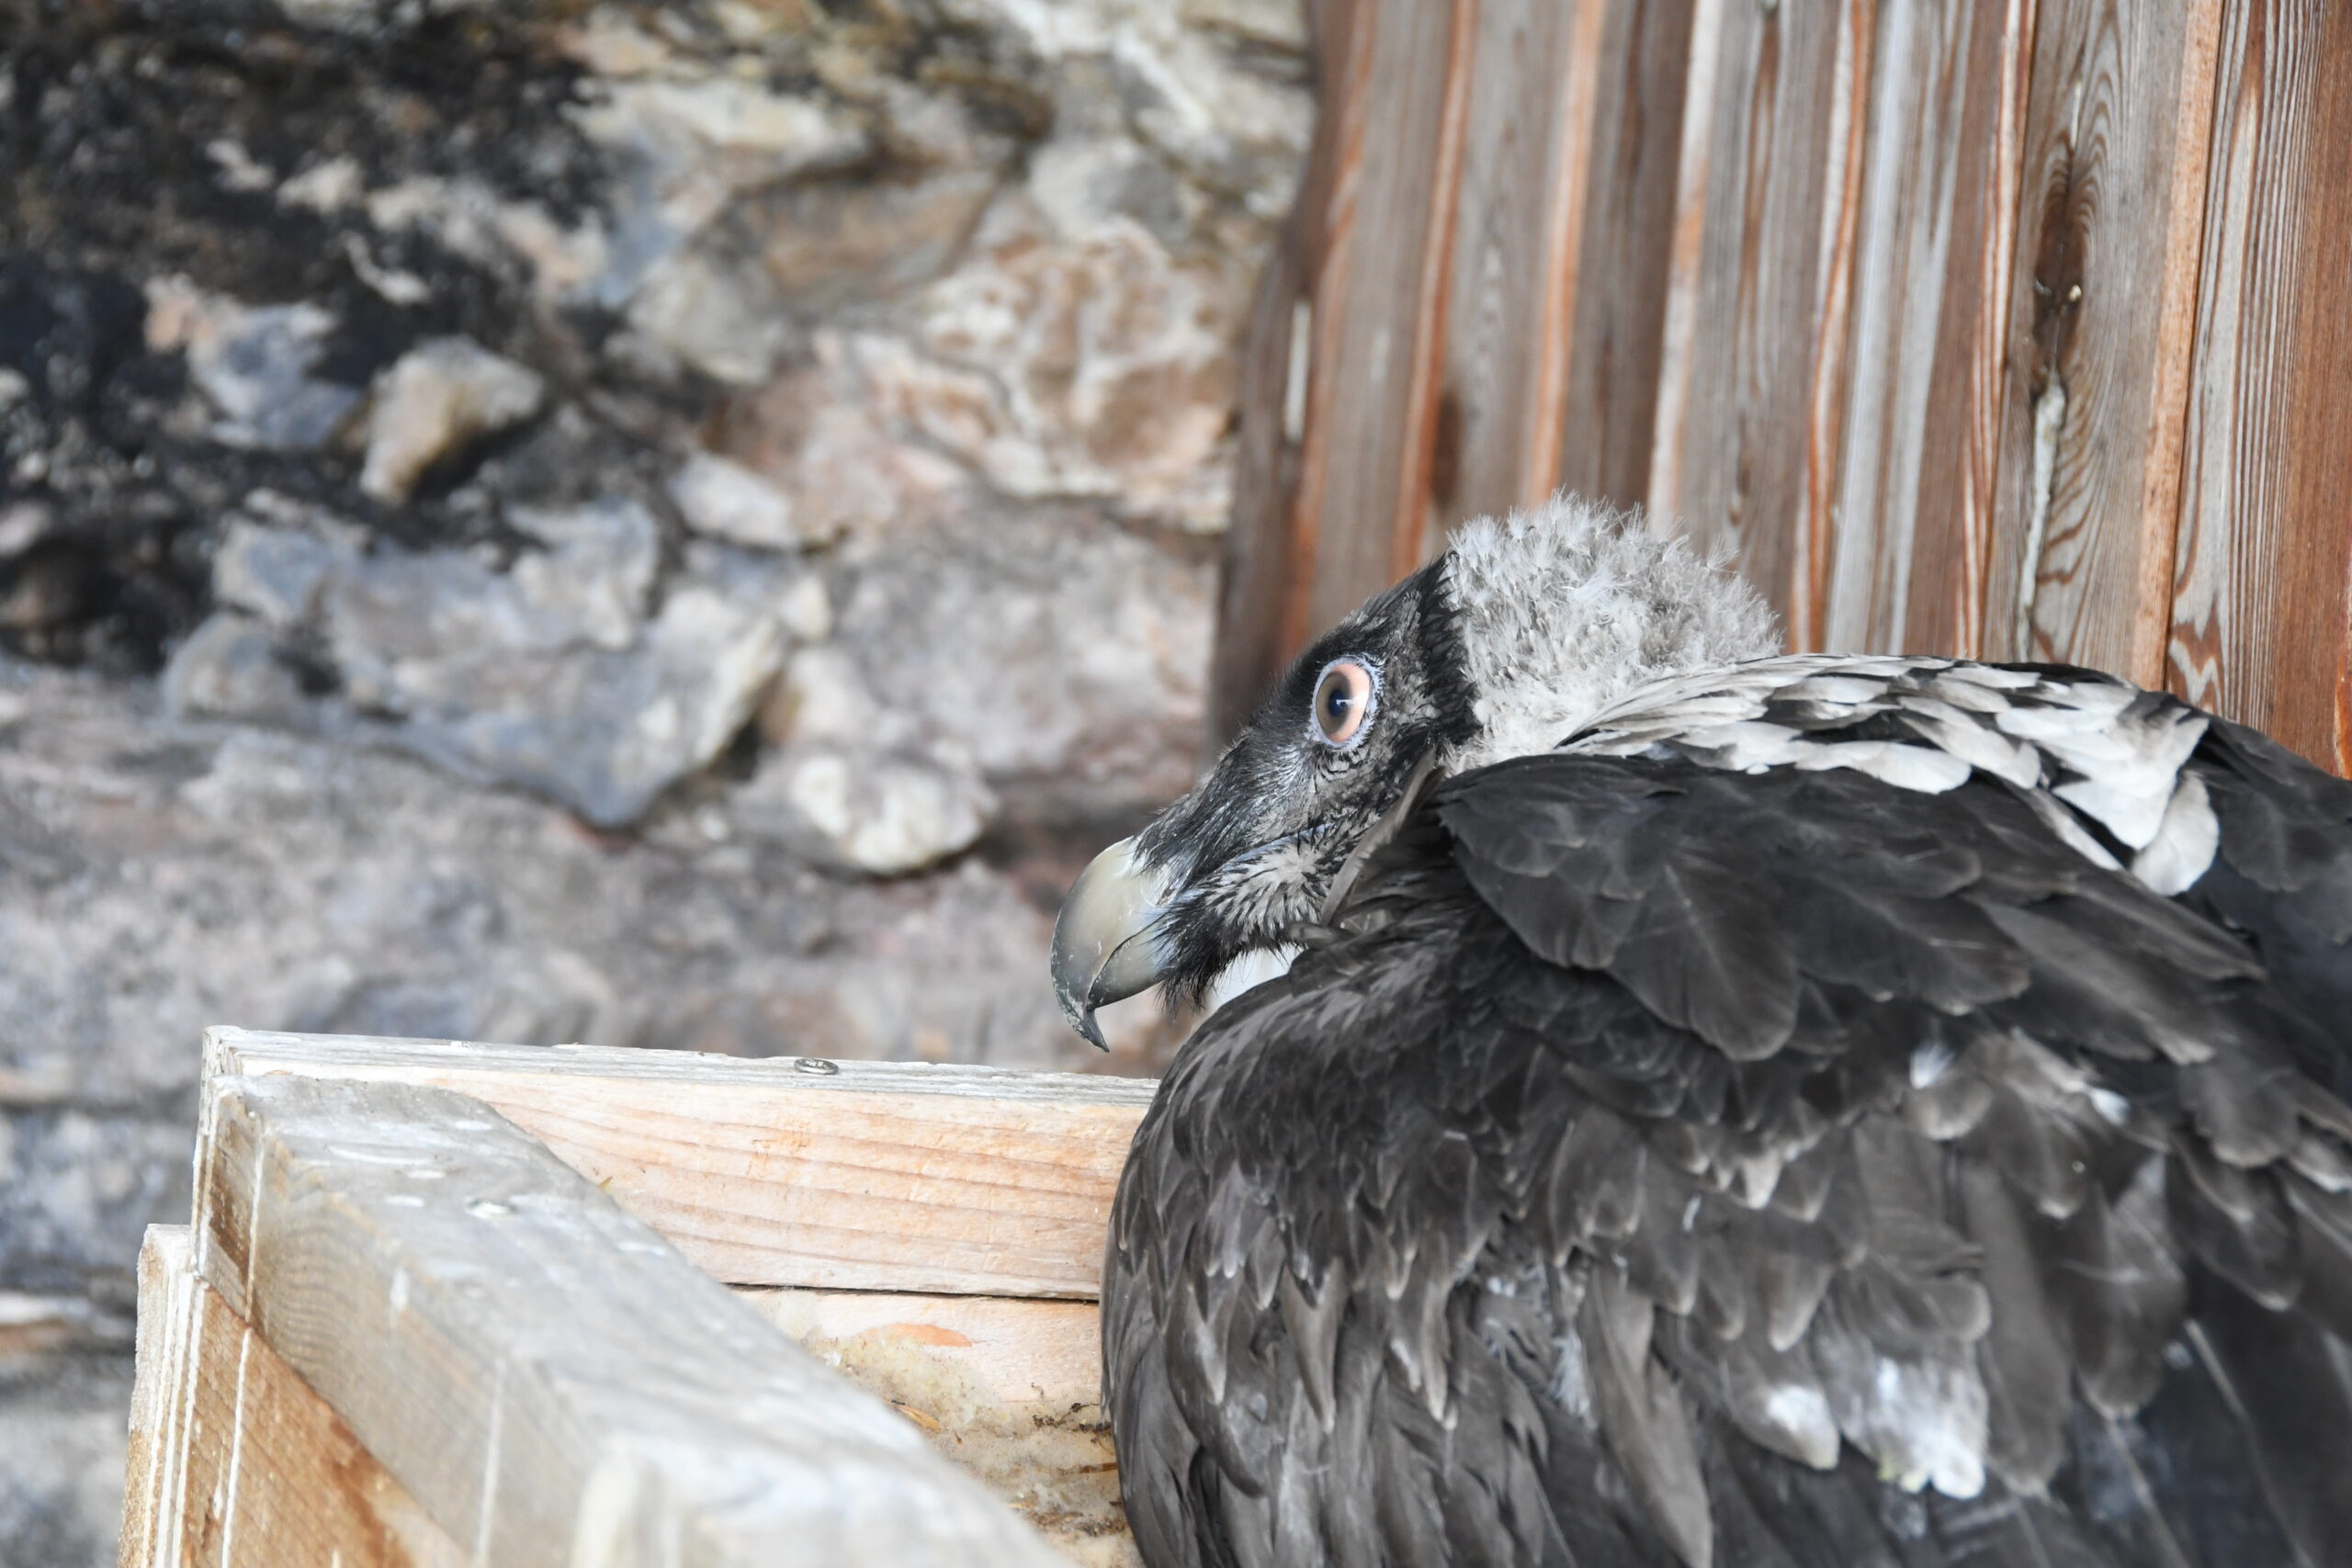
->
[[1310, 659, 1377, 749]]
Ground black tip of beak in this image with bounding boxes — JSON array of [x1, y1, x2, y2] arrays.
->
[[1059, 991, 1111, 1052], [1051, 835, 1166, 1053]]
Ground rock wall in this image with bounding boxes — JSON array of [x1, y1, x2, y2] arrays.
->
[[0, 2, 1308, 1559]]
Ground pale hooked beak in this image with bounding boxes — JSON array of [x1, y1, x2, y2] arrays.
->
[[1051, 836, 1167, 1050]]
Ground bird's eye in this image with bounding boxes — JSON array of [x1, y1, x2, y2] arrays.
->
[[1310, 660, 1376, 749]]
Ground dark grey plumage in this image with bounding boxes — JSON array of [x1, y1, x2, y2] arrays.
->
[[1068, 504, 2352, 1568]]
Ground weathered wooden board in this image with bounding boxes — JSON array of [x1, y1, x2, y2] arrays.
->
[[1823, 0, 2036, 659], [1647, 0, 1878, 649], [193, 1072, 1066, 1568], [745, 1289, 1102, 1411], [1428, 0, 1590, 536], [204, 1028, 1155, 1299], [119, 1226, 464, 1568], [746, 1289, 1128, 1567], [1548, 0, 1698, 515], [1286, 0, 1476, 647], [1217, 1, 2349, 777], [1212, 0, 1363, 744], [1984, 0, 2223, 679], [2168, 0, 2352, 773]]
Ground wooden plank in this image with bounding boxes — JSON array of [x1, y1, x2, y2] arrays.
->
[[1646, 0, 1878, 649], [1285, 0, 1476, 647], [1984, 0, 2223, 678], [1426, 0, 1589, 535], [2168, 0, 2352, 774], [1210, 0, 1363, 744], [1548, 0, 1700, 513], [121, 1225, 465, 1568], [1822, 0, 2038, 658], [194, 1073, 1065, 1568], [204, 1028, 1155, 1300], [744, 1290, 1128, 1567], [744, 1290, 1102, 1411], [120, 1226, 198, 1568]]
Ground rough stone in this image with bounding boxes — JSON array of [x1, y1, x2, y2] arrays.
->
[[314, 525, 789, 826], [0, 3, 1309, 1556], [141, 278, 365, 453], [738, 739, 998, 876], [358, 338, 548, 502], [823, 507, 1216, 818], [158, 613, 311, 725], [0, 1355, 134, 1568], [668, 451, 818, 552], [209, 517, 349, 630]]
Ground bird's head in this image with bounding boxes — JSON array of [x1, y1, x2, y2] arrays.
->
[[1051, 495, 1779, 1047]]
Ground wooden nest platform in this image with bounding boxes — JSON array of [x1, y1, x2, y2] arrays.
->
[[119, 1029, 1159, 1567]]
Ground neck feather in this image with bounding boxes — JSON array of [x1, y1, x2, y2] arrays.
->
[[1439, 497, 1781, 771]]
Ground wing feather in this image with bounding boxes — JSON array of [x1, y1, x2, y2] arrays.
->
[[1106, 699, 2352, 1568]]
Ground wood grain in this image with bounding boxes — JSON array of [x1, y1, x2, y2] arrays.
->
[[1549, 0, 1699, 513], [2168, 0, 2352, 774], [1646, 0, 1878, 649], [1822, 0, 2038, 659], [1427, 0, 1589, 534], [1985, 0, 2223, 679], [119, 1225, 465, 1568], [1285, 0, 1475, 648], [745, 1289, 1129, 1567], [193, 1073, 1066, 1568], [203, 1029, 1154, 1300], [1211, 0, 1365, 745]]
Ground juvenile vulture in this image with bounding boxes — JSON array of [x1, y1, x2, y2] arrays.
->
[[1052, 498, 2352, 1568]]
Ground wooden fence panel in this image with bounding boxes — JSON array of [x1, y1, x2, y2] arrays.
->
[[1430, 0, 1591, 536], [1823, 0, 2034, 660], [1288, 0, 1474, 644], [1549, 0, 1699, 517], [1984, 0, 2224, 682], [2169, 0, 2352, 773], [1216, 0, 2351, 775], [1647, 0, 1876, 649], [1212, 2, 1359, 743]]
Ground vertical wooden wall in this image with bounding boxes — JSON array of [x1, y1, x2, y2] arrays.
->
[[1216, 0, 2352, 775]]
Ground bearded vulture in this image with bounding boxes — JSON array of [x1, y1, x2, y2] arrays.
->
[[1051, 498, 2352, 1568]]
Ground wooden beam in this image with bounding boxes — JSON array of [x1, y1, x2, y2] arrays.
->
[[203, 1029, 1155, 1300], [1548, 0, 1699, 514], [1211, 0, 1363, 745], [2168, 0, 2352, 774], [1645, 0, 1879, 649], [1985, 0, 2224, 679], [743, 1290, 1122, 1563], [119, 1225, 465, 1568], [744, 1289, 1102, 1411], [194, 1072, 1066, 1568], [1287, 0, 1480, 647], [1430, 0, 1598, 532], [1822, 0, 2038, 660]]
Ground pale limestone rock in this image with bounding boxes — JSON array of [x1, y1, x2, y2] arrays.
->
[[624, 250, 794, 384], [508, 497, 661, 650], [209, 519, 349, 629], [159, 614, 307, 724], [752, 167, 1003, 310], [358, 337, 546, 502], [740, 739, 997, 875], [669, 451, 813, 551]]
